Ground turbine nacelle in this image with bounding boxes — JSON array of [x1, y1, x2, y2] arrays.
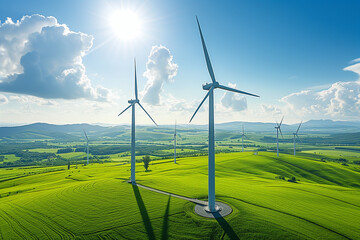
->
[[202, 82, 219, 90], [128, 99, 139, 104]]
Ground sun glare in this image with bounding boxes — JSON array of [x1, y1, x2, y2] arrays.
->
[[108, 10, 142, 41]]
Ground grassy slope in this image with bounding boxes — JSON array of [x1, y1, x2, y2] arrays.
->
[[0, 152, 359, 239]]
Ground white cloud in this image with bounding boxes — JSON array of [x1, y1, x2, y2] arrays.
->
[[9, 95, 57, 106], [350, 58, 360, 64], [344, 61, 360, 76], [220, 83, 247, 111], [280, 60, 360, 119], [261, 104, 282, 115], [0, 14, 111, 101], [0, 94, 8, 104], [166, 94, 198, 112], [0, 15, 57, 78], [141, 45, 178, 105]]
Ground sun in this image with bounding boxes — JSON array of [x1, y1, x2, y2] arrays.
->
[[108, 10, 142, 41]]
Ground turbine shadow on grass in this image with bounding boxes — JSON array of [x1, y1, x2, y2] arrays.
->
[[161, 195, 171, 240], [212, 212, 239, 240], [132, 184, 156, 240]]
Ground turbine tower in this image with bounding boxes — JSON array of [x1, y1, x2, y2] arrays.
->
[[118, 59, 157, 184], [174, 120, 177, 164], [189, 17, 259, 212], [275, 116, 284, 157], [83, 129, 89, 165], [241, 125, 245, 152], [293, 121, 302, 156]]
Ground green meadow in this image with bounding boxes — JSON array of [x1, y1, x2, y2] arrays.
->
[[0, 152, 359, 239]]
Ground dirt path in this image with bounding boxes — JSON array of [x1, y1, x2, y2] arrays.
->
[[133, 182, 207, 206]]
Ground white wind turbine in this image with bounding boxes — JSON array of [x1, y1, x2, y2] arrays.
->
[[83, 129, 89, 165], [241, 125, 245, 152], [174, 120, 177, 164], [189, 17, 259, 212], [275, 116, 284, 157], [293, 121, 302, 156], [118, 59, 157, 184]]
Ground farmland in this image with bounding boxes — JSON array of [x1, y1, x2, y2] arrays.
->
[[0, 151, 359, 239], [0, 122, 360, 239]]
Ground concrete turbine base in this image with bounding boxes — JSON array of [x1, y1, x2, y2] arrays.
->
[[194, 201, 232, 218]]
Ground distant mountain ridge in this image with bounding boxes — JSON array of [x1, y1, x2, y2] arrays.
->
[[215, 120, 360, 133], [0, 123, 107, 140], [0, 120, 359, 140]]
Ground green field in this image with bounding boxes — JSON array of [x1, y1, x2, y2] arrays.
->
[[0, 152, 359, 239], [1, 154, 20, 163]]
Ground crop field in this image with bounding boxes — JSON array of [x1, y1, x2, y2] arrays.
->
[[0, 152, 359, 239], [28, 149, 59, 153], [303, 149, 360, 159], [1, 154, 20, 163]]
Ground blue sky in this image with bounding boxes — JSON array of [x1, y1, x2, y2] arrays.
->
[[0, 0, 360, 125]]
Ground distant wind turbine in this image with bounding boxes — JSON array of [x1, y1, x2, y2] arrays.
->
[[118, 59, 158, 184], [83, 129, 89, 165], [241, 125, 245, 152], [174, 120, 177, 164], [189, 17, 259, 212], [275, 116, 284, 157], [293, 121, 302, 156]]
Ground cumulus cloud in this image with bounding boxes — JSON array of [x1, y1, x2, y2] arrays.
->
[[10, 95, 57, 106], [0, 94, 8, 104], [166, 94, 198, 112], [281, 60, 360, 118], [141, 45, 178, 105], [220, 83, 247, 111], [0, 15, 57, 77], [0, 14, 111, 101], [261, 104, 282, 114]]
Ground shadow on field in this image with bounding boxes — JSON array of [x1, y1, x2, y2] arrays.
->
[[212, 212, 239, 240], [161, 195, 171, 240], [132, 184, 156, 240]]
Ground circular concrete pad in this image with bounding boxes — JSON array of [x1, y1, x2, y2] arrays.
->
[[194, 202, 232, 218]]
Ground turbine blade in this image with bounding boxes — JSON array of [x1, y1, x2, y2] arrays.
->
[[242, 125, 244, 135], [279, 127, 283, 138], [134, 58, 138, 100], [196, 16, 216, 83], [296, 120, 302, 134], [296, 134, 302, 143], [189, 86, 213, 123], [83, 129, 88, 141], [118, 104, 132, 117], [138, 102, 158, 126], [276, 120, 279, 128], [279, 116, 284, 127], [218, 84, 259, 97]]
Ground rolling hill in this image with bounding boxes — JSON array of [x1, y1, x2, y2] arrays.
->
[[0, 152, 359, 239]]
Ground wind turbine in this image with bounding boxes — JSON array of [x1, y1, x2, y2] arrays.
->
[[189, 17, 259, 212], [275, 116, 284, 157], [118, 59, 158, 184], [174, 120, 177, 164], [241, 125, 245, 152], [293, 121, 302, 156], [83, 129, 89, 165]]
